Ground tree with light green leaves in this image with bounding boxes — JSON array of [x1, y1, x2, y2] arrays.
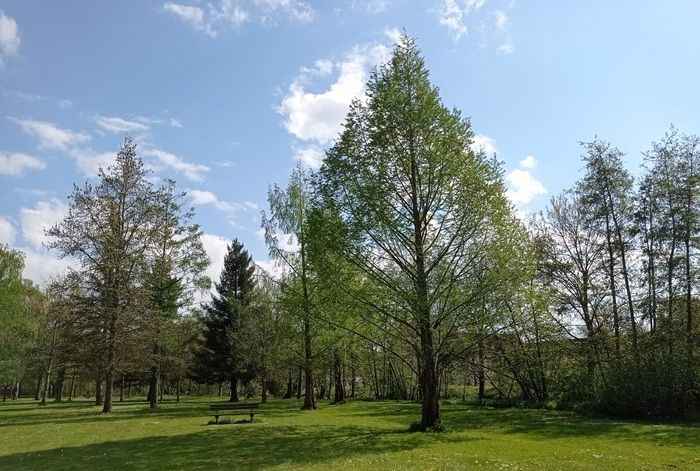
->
[[319, 36, 519, 430]]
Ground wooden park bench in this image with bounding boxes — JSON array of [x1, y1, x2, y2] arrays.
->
[[208, 402, 260, 424]]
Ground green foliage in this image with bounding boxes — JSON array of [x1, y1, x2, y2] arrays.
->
[[594, 346, 699, 419]]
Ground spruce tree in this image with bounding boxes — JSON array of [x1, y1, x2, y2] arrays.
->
[[193, 239, 255, 402]]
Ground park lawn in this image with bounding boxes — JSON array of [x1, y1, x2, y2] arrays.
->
[[0, 397, 697, 470]]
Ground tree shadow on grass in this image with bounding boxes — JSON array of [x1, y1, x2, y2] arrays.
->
[[343, 401, 699, 446], [0, 423, 474, 471]]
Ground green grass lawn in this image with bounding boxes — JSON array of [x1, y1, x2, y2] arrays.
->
[[0, 396, 697, 470]]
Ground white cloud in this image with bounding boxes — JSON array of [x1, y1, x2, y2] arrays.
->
[[69, 148, 116, 176], [506, 169, 547, 206], [505, 155, 547, 206], [294, 145, 324, 169], [494, 10, 508, 32], [0, 10, 20, 67], [200, 233, 231, 286], [437, 0, 468, 41], [20, 199, 68, 249], [0, 152, 46, 176], [520, 155, 536, 169], [353, 0, 390, 14], [0, 215, 16, 245], [57, 99, 73, 109], [21, 247, 74, 285], [384, 27, 402, 44], [96, 116, 150, 134], [169, 117, 184, 128], [280, 43, 390, 145], [188, 189, 258, 213], [2, 89, 45, 101], [9, 117, 90, 150], [142, 148, 210, 182], [470, 134, 497, 155]]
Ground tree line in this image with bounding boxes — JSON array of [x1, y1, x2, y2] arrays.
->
[[1, 36, 697, 430]]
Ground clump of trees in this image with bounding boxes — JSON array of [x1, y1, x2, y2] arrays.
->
[[3, 35, 697, 427]]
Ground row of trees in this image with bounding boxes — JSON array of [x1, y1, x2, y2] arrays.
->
[[2, 36, 697, 430]]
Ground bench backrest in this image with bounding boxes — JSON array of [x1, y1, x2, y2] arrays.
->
[[209, 403, 260, 410]]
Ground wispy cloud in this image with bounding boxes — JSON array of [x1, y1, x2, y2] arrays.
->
[[143, 148, 210, 182], [8, 117, 90, 150], [0, 151, 46, 176], [187, 189, 258, 213], [163, 1, 250, 37], [0, 10, 20, 67], [163, 0, 315, 36], [95, 115, 150, 134]]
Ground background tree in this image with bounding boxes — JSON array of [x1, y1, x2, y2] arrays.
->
[[48, 138, 161, 413]]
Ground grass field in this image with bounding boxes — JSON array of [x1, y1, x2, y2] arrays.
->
[[0, 396, 697, 470]]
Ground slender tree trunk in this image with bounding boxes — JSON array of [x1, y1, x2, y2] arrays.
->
[[176, 378, 181, 402], [68, 376, 75, 402], [148, 343, 160, 409], [261, 377, 267, 403], [40, 363, 52, 406], [333, 351, 345, 404], [102, 310, 117, 414], [283, 369, 293, 399], [477, 335, 485, 403], [296, 368, 302, 399], [119, 376, 124, 402], [13, 381, 20, 400], [159, 376, 164, 403]]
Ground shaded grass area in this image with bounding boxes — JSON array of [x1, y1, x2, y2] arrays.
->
[[0, 396, 698, 470]]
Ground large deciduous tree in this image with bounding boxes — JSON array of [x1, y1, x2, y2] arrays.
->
[[320, 36, 517, 429]]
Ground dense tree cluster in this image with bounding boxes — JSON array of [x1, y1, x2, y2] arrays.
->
[[2, 36, 697, 427]]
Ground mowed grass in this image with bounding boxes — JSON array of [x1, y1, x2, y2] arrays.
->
[[0, 396, 698, 470]]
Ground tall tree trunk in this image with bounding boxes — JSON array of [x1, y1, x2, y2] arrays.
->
[[13, 381, 20, 400], [604, 214, 621, 354], [54, 368, 66, 402], [283, 369, 292, 399], [34, 374, 42, 401], [229, 375, 239, 402], [68, 375, 75, 402], [296, 368, 302, 399], [119, 376, 124, 402], [95, 377, 103, 406], [40, 364, 52, 406], [176, 378, 181, 402], [333, 351, 345, 404], [477, 335, 485, 403], [261, 377, 267, 403]]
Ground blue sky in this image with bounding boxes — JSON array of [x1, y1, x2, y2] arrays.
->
[[1, 0, 699, 284]]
